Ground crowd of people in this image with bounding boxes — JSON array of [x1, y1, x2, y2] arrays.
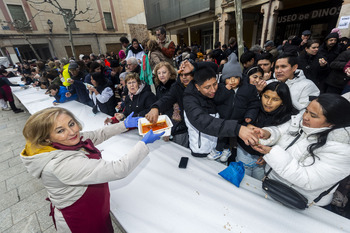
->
[[1, 25, 348, 231]]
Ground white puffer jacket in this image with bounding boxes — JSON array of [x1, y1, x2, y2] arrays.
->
[[261, 115, 350, 206], [285, 69, 320, 110]]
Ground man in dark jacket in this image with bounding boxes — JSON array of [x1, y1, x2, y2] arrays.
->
[[318, 32, 342, 65], [183, 64, 258, 157], [325, 49, 350, 94], [212, 41, 227, 65], [225, 37, 238, 57]]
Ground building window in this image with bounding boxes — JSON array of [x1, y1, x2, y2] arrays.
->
[[7, 4, 29, 29], [62, 9, 77, 29], [104, 12, 114, 30]]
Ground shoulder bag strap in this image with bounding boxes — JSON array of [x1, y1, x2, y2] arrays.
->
[[265, 131, 302, 177], [310, 182, 341, 206]]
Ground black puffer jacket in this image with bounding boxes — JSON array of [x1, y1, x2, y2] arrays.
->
[[212, 48, 227, 65], [183, 81, 241, 138], [318, 43, 342, 64], [123, 83, 156, 117], [155, 79, 176, 118], [297, 51, 329, 87], [152, 78, 187, 135], [326, 49, 350, 89], [215, 82, 260, 124]]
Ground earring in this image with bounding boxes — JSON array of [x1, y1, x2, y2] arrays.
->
[[46, 139, 52, 144]]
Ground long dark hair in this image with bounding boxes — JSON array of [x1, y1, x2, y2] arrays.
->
[[256, 81, 298, 126], [307, 93, 350, 164], [91, 72, 108, 93]]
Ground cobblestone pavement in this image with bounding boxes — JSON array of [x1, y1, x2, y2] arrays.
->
[[0, 98, 124, 233]]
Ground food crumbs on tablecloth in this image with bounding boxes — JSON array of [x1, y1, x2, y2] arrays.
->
[[196, 191, 200, 195], [265, 194, 268, 199], [246, 183, 249, 186]]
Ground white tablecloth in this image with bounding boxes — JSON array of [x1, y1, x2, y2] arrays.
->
[[11, 77, 350, 233]]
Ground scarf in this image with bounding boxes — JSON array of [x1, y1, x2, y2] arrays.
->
[[52, 137, 101, 158], [130, 44, 143, 55], [128, 82, 145, 101]]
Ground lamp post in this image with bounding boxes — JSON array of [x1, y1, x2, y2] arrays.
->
[[47, 19, 53, 32], [47, 19, 57, 58]]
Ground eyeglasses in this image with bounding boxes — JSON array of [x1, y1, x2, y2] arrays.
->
[[126, 64, 132, 66], [156, 34, 161, 37], [127, 81, 137, 85]]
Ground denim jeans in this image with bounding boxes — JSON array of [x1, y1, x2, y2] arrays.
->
[[236, 145, 265, 180]]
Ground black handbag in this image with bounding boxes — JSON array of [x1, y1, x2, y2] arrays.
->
[[262, 132, 340, 210]]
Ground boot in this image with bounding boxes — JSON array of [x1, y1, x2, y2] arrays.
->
[[9, 101, 23, 113]]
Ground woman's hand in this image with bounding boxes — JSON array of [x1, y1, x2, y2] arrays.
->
[[225, 83, 232, 90], [65, 92, 72, 97], [88, 85, 96, 92], [145, 108, 159, 124], [245, 118, 252, 123], [319, 58, 327, 67], [53, 101, 59, 106], [104, 117, 112, 125], [142, 130, 165, 144], [115, 102, 122, 111], [179, 60, 194, 74], [115, 113, 125, 121], [251, 144, 272, 155], [253, 127, 271, 139], [255, 80, 267, 93], [124, 112, 140, 128], [345, 67, 350, 77], [263, 71, 271, 81], [256, 156, 266, 165]]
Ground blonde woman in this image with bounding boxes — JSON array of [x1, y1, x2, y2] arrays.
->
[[21, 107, 163, 232]]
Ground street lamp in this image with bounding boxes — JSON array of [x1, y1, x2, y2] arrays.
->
[[46, 19, 56, 58], [47, 19, 53, 33]]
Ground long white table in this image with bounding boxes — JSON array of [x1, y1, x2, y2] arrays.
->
[[10, 77, 350, 233]]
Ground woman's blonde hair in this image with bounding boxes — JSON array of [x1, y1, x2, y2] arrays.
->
[[47, 61, 55, 69], [23, 107, 82, 147], [125, 72, 141, 85], [153, 61, 177, 86]]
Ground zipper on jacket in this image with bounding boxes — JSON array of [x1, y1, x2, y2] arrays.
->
[[198, 132, 201, 148]]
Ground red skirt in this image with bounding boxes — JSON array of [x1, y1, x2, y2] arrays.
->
[[0, 85, 14, 102]]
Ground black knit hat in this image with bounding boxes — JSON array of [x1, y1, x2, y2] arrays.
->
[[325, 32, 339, 41]]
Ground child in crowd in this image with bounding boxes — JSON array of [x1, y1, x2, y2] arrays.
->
[[246, 66, 267, 93], [47, 84, 77, 105], [211, 53, 260, 162]]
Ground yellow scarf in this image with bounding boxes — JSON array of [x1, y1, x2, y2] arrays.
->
[[21, 142, 57, 157]]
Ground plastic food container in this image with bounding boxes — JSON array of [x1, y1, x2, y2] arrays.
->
[[138, 115, 173, 137]]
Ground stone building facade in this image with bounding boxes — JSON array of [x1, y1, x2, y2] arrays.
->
[[0, 0, 149, 63], [144, 0, 350, 51]]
